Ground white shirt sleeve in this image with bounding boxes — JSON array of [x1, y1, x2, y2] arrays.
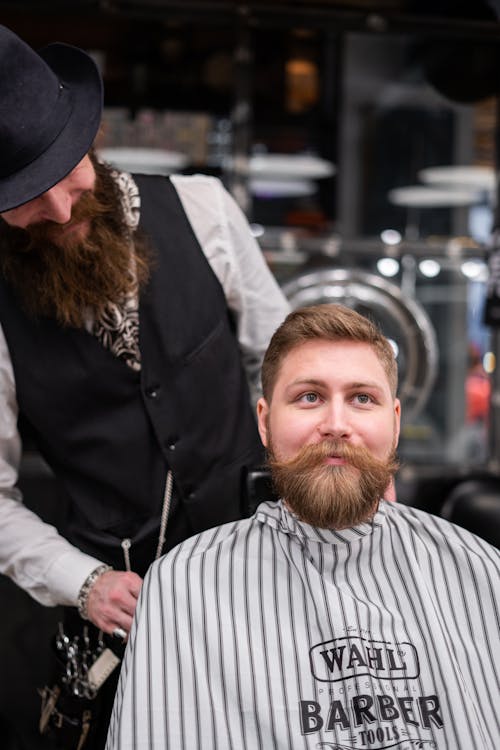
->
[[171, 174, 290, 404], [0, 323, 103, 606]]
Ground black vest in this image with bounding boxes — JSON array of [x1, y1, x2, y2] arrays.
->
[[0, 175, 263, 574]]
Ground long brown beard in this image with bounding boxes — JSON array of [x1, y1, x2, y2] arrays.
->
[[0, 159, 150, 328], [268, 439, 399, 529]]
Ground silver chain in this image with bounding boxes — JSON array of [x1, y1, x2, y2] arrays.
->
[[121, 469, 173, 572]]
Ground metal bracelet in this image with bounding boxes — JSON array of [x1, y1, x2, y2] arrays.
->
[[77, 564, 112, 620]]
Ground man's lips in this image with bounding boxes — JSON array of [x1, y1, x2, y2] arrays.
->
[[324, 455, 348, 466]]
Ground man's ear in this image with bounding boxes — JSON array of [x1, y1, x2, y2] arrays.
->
[[394, 398, 401, 446], [256, 397, 270, 448]]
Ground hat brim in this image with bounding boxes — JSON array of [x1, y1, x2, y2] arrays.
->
[[0, 43, 103, 213]]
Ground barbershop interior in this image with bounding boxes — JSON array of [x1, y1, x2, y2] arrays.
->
[[1, 1, 499, 748]]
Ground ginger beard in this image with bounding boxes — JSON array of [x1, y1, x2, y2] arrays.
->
[[0, 159, 149, 328], [267, 437, 399, 529]]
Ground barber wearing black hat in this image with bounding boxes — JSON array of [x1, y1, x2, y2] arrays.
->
[[0, 24, 289, 749]]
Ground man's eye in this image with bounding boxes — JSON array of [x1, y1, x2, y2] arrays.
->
[[355, 393, 372, 404], [300, 392, 318, 403]]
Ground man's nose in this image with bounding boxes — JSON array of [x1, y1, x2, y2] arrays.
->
[[317, 400, 352, 439], [39, 185, 73, 224]]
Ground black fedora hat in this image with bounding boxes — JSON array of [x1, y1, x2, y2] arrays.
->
[[0, 25, 103, 212]]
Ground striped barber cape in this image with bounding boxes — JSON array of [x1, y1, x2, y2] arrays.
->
[[106, 499, 500, 750]]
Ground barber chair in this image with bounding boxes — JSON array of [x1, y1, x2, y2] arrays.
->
[[246, 468, 276, 515], [441, 478, 500, 548]]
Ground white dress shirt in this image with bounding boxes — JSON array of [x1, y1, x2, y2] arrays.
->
[[106, 499, 500, 750], [0, 173, 289, 607]]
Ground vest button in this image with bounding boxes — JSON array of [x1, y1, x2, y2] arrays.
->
[[145, 386, 160, 399]]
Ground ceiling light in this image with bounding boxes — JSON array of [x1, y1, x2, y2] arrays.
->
[[377, 258, 400, 277], [419, 259, 441, 278], [98, 147, 188, 174], [418, 165, 495, 192], [248, 153, 336, 180], [461, 260, 488, 281], [250, 178, 316, 198], [388, 185, 480, 208], [380, 229, 402, 245], [249, 223, 265, 238]]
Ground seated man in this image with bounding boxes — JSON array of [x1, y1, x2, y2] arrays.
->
[[106, 304, 500, 750]]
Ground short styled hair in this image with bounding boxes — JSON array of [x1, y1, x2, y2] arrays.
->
[[261, 303, 398, 400]]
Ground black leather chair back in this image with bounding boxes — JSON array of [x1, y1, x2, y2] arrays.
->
[[441, 479, 500, 548]]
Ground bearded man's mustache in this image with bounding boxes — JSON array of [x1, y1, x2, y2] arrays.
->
[[268, 439, 399, 476], [16, 189, 106, 250]]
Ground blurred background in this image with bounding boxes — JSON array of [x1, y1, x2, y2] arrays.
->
[[1, 0, 500, 745]]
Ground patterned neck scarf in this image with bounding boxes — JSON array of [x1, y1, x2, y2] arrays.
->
[[89, 170, 142, 371]]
